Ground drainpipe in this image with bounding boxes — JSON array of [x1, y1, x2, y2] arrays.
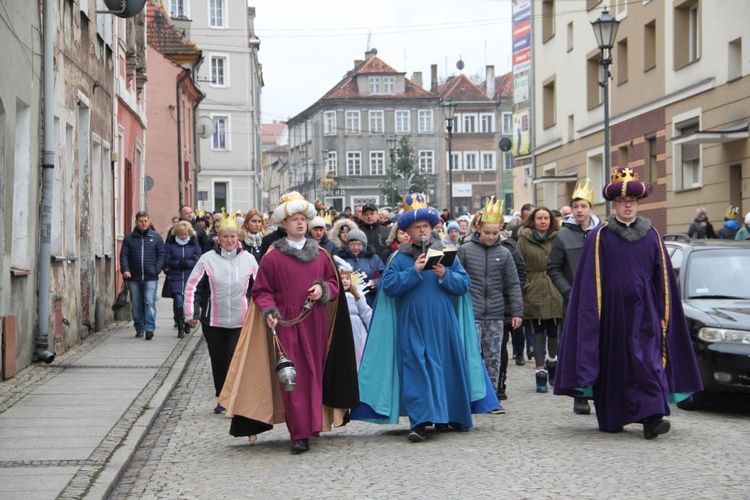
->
[[37, 0, 56, 363], [176, 66, 191, 207]]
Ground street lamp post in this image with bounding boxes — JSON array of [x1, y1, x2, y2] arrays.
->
[[386, 135, 397, 205], [592, 8, 620, 217], [443, 100, 457, 216]]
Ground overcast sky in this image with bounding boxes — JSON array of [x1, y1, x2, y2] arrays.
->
[[253, 0, 514, 123]]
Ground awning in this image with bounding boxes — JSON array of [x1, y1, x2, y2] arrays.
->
[[673, 122, 749, 146], [531, 173, 578, 185]]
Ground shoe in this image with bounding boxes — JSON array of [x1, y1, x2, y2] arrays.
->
[[173, 321, 179, 329], [145, 330, 154, 340], [434, 424, 454, 432], [177, 322, 185, 339], [247, 435, 257, 443], [535, 370, 548, 393], [514, 355, 525, 366], [407, 425, 426, 442], [213, 404, 226, 414], [573, 397, 591, 415], [527, 348, 534, 361], [497, 390, 508, 401], [643, 417, 670, 440], [184, 323, 192, 335], [489, 405, 506, 415], [135, 331, 144, 338], [291, 439, 309, 454], [545, 359, 557, 387]]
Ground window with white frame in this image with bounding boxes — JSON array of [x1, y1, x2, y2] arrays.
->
[[214, 181, 229, 212], [345, 110, 361, 135], [209, 0, 225, 28], [464, 152, 478, 171], [210, 54, 229, 87], [370, 151, 385, 175], [395, 109, 410, 133], [587, 151, 606, 204], [462, 114, 477, 133], [504, 152, 514, 171], [323, 111, 336, 135], [212, 115, 229, 150], [419, 150, 435, 174], [674, 119, 701, 190], [674, 0, 700, 68], [369, 110, 384, 134], [326, 151, 338, 175], [383, 76, 395, 94], [480, 114, 494, 133], [447, 151, 461, 171], [369, 77, 381, 95], [170, 0, 188, 18], [347, 151, 362, 175], [502, 112, 513, 134], [418, 109, 433, 133], [481, 151, 496, 171]]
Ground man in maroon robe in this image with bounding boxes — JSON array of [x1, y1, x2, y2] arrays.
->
[[554, 167, 702, 439]]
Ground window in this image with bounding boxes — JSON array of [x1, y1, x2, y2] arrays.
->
[[210, 54, 228, 87], [345, 110, 361, 135], [11, 100, 31, 269], [369, 110, 384, 134], [212, 115, 229, 150], [644, 21, 656, 71], [617, 145, 629, 171], [418, 109, 433, 133], [325, 151, 338, 176], [209, 0, 225, 28], [617, 38, 628, 84], [370, 151, 385, 175], [643, 134, 658, 186], [347, 151, 362, 176], [568, 114, 575, 142], [464, 152, 478, 171], [170, 0, 188, 18], [462, 114, 477, 133], [504, 152, 514, 171], [481, 152, 496, 171], [214, 181, 228, 212], [501, 112, 513, 134], [419, 150, 434, 174], [728, 38, 742, 81], [587, 53, 602, 110], [674, 119, 701, 190], [674, 0, 700, 68], [323, 111, 336, 135], [369, 77, 381, 95], [542, 165, 557, 208], [543, 77, 556, 129], [383, 76, 395, 94], [587, 151, 606, 204], [447, 152, 461, 171], [479, 114, 494, 133], [542, 0, 555, 42], [395, 109, 410, 133]]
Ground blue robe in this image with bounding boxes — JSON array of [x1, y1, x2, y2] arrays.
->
[[554, 222, 703, 431], [352, 249, 498, 430]]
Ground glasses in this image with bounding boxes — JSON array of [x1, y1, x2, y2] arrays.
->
[[614, 198, 639, 206]]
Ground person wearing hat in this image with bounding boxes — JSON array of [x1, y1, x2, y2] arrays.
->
[[546, 179, 602, 415], [358, 202, 390, 256], [307, 216, 336, 254], [553, 167, 702, 439], [218, 192, 359, 454], [333, 256, 373, 370], [735, 212, 750, 240], [442, 220, 461, 249], [718, 205, 741, 239], [353, 193, 499, 442], [334, 228, 385, 309]]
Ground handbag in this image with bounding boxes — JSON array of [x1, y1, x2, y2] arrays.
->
[[161, 275, 173, 298], [112, 282, 129, 311]]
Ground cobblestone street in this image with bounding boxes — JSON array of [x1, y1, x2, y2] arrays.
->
[[111, 340, 749, 499]]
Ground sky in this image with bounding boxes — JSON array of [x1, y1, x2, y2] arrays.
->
[[253, 0, 514, 123]]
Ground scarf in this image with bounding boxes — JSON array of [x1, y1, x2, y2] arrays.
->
[[245, 232, 262, 250], [532, 228, 550, 243]]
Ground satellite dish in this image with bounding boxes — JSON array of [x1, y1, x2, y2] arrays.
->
[[499, 137, 513, 152], [103, 0, 146, 18], [456, 59, 465, 71], [196, 116, 215, 139]]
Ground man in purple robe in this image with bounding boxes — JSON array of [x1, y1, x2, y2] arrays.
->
[[554, 167, 702, 439]]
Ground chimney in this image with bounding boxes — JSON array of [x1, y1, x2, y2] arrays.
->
[[486, 65, 495, 99], [354, 59, 364, 67], [365, 48, 378, 60], [430, 64, 438, 94], [411, 72, 423, 88]]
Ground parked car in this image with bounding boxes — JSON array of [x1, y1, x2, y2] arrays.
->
[[663, 235, 750, 410]]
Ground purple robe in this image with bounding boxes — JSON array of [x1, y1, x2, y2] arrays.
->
[[554, 221, 702, 431]]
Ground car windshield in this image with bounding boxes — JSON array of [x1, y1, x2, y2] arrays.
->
[[686, 249, 750, 300]]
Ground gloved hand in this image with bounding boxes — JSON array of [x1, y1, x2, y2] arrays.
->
[[178, 260, 188, 270]]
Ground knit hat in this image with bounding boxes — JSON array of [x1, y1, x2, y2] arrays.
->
[[308, 216, 326, 230], [446, 220, 460, 233], [346, 228, 368, 246]]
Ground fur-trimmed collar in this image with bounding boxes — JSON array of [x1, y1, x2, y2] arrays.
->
[[396, 233, 444, 259], [271, 237, 321, 262], [605, 216, 652, 241]]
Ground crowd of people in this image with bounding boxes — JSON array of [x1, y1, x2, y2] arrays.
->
[[119, 169, 724, 454]]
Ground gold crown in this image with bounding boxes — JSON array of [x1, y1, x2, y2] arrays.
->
[[725, 205, 739, 220], [480, 196, 503, 224], [218, 207, 238, 231], [403, 193, 429, 212], [610, 167, 639, 183], [279, 191, 306, 205], [196, 208, 206, 217], [571, 178, 595, 205], [320, 210, 333, 227]]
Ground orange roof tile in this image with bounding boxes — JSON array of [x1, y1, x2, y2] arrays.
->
[[321, 56, 435, 101], [147, 1, 200, 58], [438, 74, 492, 102]]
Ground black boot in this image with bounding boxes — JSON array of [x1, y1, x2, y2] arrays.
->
[[545, 359, 557, 387], [176, 307, 185, 339], [643, 415, 670, 440], [177, 321, 185, 339]]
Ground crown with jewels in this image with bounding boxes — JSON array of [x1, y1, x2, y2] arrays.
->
[[403, 192, 429, 212], [480, 196, 504, 224], [610, 167, 639, 183], [320, 210, 333, 227], [725, 205, 740, 220], [571, 178, 595, 205], [196, 208, 206, 217], [218, 208, 238, 231]]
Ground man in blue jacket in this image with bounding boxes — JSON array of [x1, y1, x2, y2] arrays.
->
[[119, 211, 165, 340]]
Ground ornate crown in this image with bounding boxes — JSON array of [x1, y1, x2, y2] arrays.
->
[[481, 196, 503, 224], [571, 178, 595, 205], [610, 167, 639, 183], [725, 205, 739, 220], [279, 191, 306, 205], [320, 210, 333, 227], [196, 208, 206, 217], [218, 208, 238, 231], [403, 193, 429, 212]]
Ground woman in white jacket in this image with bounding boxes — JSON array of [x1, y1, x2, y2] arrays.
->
[[184, 218, 258, 413]]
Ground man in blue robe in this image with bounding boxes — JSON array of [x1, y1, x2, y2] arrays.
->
[[353, 193, 498, 442], [554, 167, 703, 439]]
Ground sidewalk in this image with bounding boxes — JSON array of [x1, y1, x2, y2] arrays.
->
[[0, 292, 202, 500]]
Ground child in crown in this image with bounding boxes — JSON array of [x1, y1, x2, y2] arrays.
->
[[335, 256, 372, 369]]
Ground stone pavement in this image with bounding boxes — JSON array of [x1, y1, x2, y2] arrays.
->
[[0, 292, 202, 500], [112, 339, 750, 499]]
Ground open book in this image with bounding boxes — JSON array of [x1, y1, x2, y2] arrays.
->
[[423, 247, 458, 271]]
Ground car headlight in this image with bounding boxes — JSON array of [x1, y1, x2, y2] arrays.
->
[[698, 327, 750, 344]]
